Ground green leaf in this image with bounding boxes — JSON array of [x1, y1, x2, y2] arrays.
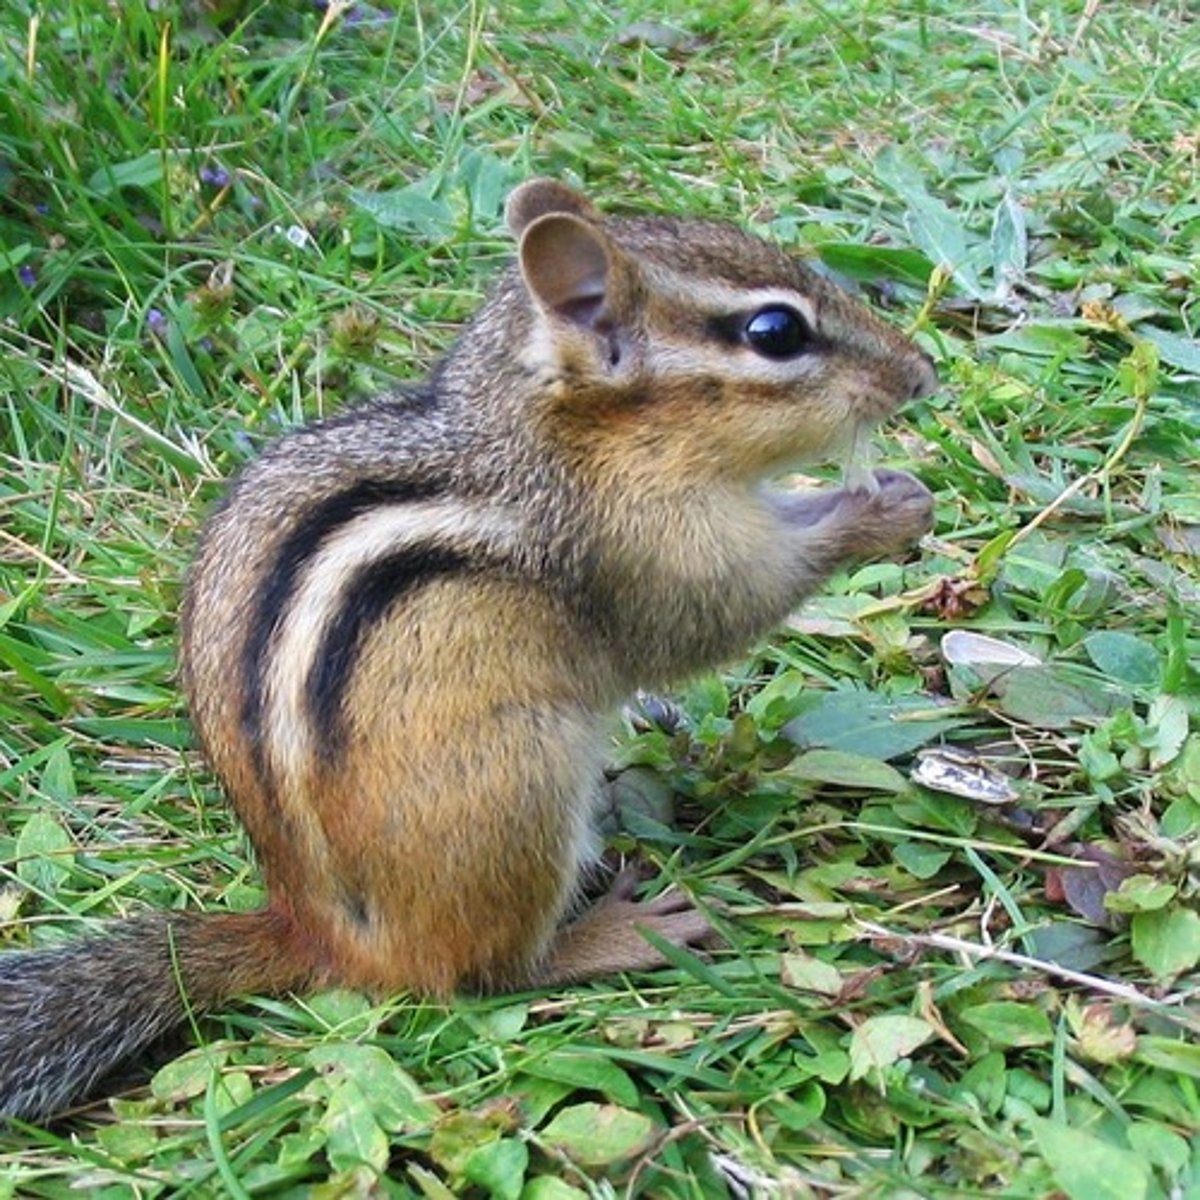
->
[[1134, 1035, 1200, 1080], [319, 1078, 388, 1173], [39, 742, 75, 803], [958, 1002, 1053, 1047], [521, 1180, 590, 1200], [990, 189, 1027, 290], [151, 1047, 222, 1104], [780, 951, 843, 996], [348, 182, 455, 237], [1126, 1121, 1190, 1175], [847, 1015, 935, 1081], [984, 323, 1090, 357], [782, 749, 910, 794], [992, 665, 1129, 727], [892, 841, 952, 880], [87, 151, 165, 195], [539, 1103, 656, 1168], [429, 1109, 515, 1177], [307, 1044, 438, 1129], [1131, 907, 1200, 980], [521, 1052, 639, 1108], [781, 691, 967, 761], [1140, 325, 1200, 374], [1027, 1116, 1151, 1200], [1082, 631, 1161, 687], [15, 811, 74, 893], [1104, 874, 1176, 914], [463, 1138, 528, 1200], [816, 242, 935, 287], [955, 1050, 1007, 1115], [1145, 694, 1189, 770], [904, 191, 985, 297]]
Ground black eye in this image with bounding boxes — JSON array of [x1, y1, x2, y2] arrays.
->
[[743, 306, 811, 359]]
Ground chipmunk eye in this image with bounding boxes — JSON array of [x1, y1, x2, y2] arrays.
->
[[743, 306, 811, 359]]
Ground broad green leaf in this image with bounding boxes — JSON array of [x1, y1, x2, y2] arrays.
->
[[1104, 874, 1176, 914], [95, 1121, 158, 1159], [1140, 325, 1200, 374], [1133, 1035, 1200, 1080], [816, 242, 935, 287], [780, 951, 843, 996], [1027, 922, 1110, 972], [87, 151, 165, 195], [15, 811, 74, 892], [1126, 1121, 1190, 1175], [1131, 907, 1200, 980], [39, 742, 75, 803], [990, 189, 1028, 290], [848, 1015, 934, 1081], [302, 989, 373, 1027], [320, 1078, 388, 1173], [955, 1050, 1007, 1115], [781, 691, 967, 761], [463, 1138, 528, 1200], [349, 182, 455, 237], [308, 1044, 438, 1129], [984, 323, 1090, 357], [873, 149, 984, 296], [1145, 694, 1189, 769], [522, 1180, 589, 1200], [151, 1047, 222, 1103], [457, 148, 512, 222], [992, 665, 1129, 727], [1027, 1116, 1150, 1200], [429, 1109, 515, 1177], [893, 841, 952, 880], [958, 1002, 1053, 1047], [0, 243, 33, 272], [1082, 631, 1161, 687], [521, 1052, 639, 1108], [763, 1083, 825, 1131], [904, 191, 985, 297], [782, 749, 909, 794], [539, 1103, 655, 1168]]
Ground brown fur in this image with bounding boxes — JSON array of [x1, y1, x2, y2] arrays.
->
[[0, 179, 935, 1121]]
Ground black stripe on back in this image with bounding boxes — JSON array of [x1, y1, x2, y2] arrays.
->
[[242, 478, 444, 780], [306, 543, 476, 756]]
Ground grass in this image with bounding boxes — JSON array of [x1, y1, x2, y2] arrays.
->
[[1, 0, 1198, 1195]]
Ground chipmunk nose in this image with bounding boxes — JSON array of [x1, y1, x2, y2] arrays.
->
[[909, 350, 938, 400]]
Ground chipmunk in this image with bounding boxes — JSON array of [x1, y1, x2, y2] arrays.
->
[[0, 178, 935, 1121]]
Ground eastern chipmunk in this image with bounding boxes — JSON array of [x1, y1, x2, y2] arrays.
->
[[0, 179, 935, 1120]]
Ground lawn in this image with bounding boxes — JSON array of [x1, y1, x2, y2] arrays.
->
[[1, 1, 1197, 1195]]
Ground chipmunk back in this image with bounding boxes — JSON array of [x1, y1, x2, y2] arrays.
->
[[0, 179, 935, 1120]]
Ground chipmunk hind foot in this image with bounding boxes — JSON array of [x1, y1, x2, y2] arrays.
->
[[531, 870, 717, 987]]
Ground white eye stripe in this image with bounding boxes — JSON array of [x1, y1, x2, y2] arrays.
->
[[644, 265, 819, 330]]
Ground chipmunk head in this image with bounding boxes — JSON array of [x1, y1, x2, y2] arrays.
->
[[504, 178, 936, 486]]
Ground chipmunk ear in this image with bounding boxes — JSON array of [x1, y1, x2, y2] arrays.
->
[[518, 211, 613, 328], [505, 178, 600, 238]]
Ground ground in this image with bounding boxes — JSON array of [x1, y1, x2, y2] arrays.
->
[[0, 1, 1197, 1196]]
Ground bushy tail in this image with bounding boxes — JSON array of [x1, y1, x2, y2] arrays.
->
[[0, 909, 312, 1122]]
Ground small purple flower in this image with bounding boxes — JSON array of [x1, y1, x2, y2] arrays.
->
[[146, 307, 168, 337], [200, 163, 231, 189], [34, 202, 50, 216], [18, 264, 36, 287], [198, 336, 216, 354]]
